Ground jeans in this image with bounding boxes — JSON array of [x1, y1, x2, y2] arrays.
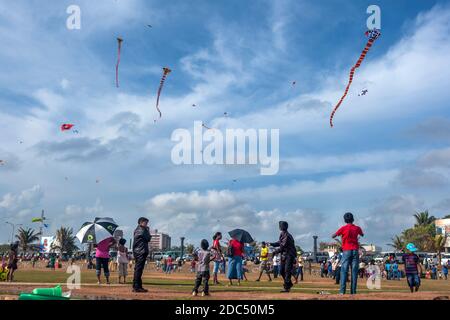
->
[[406, 274, 420, 288], [95, 257, 110, 277], [296, 266, 303, 281], [213, 261, 221, 274], [133, 254, 147, 289], [392, 270, 400, 280], [340, 250, 359, 294], [335, 266, 341, 284], [193, 271, 210, 294], [273, 265, 279, 278]]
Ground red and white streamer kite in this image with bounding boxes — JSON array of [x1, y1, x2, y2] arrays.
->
[[155, 67, 172, 118], [330, 29, 381, 127], [115, 37, 123, 88]]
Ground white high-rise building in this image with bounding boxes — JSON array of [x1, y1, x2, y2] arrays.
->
[[149, 229, 171, 251]]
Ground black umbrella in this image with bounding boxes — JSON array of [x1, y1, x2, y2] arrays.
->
[[228, 229, 254, 243]]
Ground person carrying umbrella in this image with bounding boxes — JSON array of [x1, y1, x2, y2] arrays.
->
[[270, 221, 297, 293], [76, 217, 119, 285], [227, 229, 253, 286], [95, 237, 116, 284], [132, 217, 151, 293]]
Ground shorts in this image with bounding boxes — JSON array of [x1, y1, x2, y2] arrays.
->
[[7, 262, 17, 271], [406, 274, 420, 288], [118, 263, 128, 277], [259, 260, 269, 272], [213, 261, 221, 274]]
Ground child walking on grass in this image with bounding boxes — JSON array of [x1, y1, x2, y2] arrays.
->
[[117, 238, 129, 284], [402, 243, 422, 293], [192, 239, 211, 297]]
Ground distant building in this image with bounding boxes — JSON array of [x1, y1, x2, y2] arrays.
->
[[319, 242, 382, 255], [149, 229, 171, 251], [320, 242, 339, 254], [361, 244, 382, 254], [435, 218, 450, 253]]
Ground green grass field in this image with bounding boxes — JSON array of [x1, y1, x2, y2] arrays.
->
[[2, 267, 450, 299]]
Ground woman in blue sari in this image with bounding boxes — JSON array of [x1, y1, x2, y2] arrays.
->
[[227, 238, 244, 286]]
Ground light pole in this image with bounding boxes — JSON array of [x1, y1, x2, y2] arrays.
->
[[5, 222, 23, 244], [180, 237, 185, 260], [313, 235, 318, 263]]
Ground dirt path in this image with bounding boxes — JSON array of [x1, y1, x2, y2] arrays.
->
[[1, 282, 448, 300]]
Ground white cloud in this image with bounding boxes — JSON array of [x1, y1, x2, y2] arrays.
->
[[0, 185, 44, 219]]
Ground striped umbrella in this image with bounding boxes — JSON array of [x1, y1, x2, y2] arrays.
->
[[76, 217, 118, 244]]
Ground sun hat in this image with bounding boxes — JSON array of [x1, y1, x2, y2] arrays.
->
[[406, 243, 418, 252]]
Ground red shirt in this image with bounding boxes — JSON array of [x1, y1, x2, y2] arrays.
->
[[335, 224, 363, 251], [213, 239, 220, 250], [229, 239, 244, 257]]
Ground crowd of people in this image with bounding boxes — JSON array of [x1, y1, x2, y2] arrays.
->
[[2, 213, 449, 297]]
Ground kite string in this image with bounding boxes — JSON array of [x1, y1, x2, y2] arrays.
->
[[329, 37, 376, 127]]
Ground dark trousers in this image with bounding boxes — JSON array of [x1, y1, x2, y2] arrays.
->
[[193, 271, 210, 294], [95, 257, 110, 277], [133, 254, 147, 289], [280, 255, 295, 290]]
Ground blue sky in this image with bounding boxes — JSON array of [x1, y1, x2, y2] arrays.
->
[[1, 0, 450, 250]]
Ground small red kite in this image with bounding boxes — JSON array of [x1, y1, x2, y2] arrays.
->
[[61, 124, 75, 131]]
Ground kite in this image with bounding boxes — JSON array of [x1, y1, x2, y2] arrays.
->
[[329, 29, 381, 127], [155, 67, 172, 118], [73, 130, 79, 134], [147, 25, 153, 28], [292, 81, 296, 87], [0, 160, 4, 166], [192, 104, 197, 107], [202, 122, 213, 130], [31, 217, 43, 223], [115, 37, 123, 88], [223, 112, 228, 117], [358, 89, 369, 96], [61, 124, 75, 131]]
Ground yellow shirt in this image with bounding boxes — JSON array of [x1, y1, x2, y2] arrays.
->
[[260, 247, 269, 261]]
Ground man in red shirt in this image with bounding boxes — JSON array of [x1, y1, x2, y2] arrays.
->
[[332, 212, 364, 294]]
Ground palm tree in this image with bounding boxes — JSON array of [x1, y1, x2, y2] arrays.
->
[[387, 235, 404, 251], [434, 234, 447, 266], [185, 244, 194, 254], [15, 227, 40, 253], [413, 210, 436, 227], [52, 227, 79, 256]]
